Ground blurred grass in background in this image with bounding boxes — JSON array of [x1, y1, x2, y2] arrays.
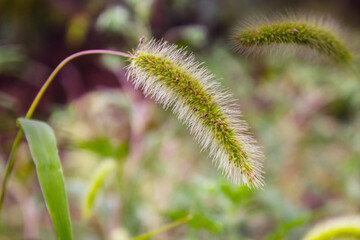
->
[[0, 0, 360, 239]]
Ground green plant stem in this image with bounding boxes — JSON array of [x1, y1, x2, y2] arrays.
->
[[0, 130, 24, 210], [131, 215, 192, 240], [0, 49, 133, 212]]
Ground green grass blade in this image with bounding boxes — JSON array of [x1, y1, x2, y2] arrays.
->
[[131, 215, 193, 240], [18, 118, 73, 240], [82, 159, 117, 220]]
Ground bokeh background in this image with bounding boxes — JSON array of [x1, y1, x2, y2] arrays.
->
[[1, 0, 360, 239]]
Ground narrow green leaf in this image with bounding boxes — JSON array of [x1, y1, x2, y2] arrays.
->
[[18, 118, 73, 240], [82, 159, 117, 220], [131, 215, 193, 240]]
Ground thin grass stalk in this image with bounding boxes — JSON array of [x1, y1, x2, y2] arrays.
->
[[131, 215, 192, 240]]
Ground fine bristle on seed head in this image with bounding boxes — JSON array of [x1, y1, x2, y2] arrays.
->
[[126, 38, 264, 188]]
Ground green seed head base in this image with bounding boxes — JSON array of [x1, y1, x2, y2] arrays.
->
[[127, 39, 264, 188], [303, 215, 360, 240], [232, 12, 352, 64]]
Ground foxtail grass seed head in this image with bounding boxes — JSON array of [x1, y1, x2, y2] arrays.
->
[[127, 39, 264, 188], [232, 13, 353, 64], [303, 215, 360, 240]]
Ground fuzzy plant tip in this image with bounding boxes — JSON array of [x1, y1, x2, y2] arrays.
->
[[303, 215, 360, 240], [232, 12, 353, 64], [126, 38, 264, 188]]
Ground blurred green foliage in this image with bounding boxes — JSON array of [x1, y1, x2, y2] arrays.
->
[[1, 0, 360, 239]]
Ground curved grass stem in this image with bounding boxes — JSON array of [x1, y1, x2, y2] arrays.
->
[[0, 49, 133, 212]]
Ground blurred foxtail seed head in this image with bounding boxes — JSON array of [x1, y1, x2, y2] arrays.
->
[[232, 12, 353, 65], [303, 215, 360, 240]]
